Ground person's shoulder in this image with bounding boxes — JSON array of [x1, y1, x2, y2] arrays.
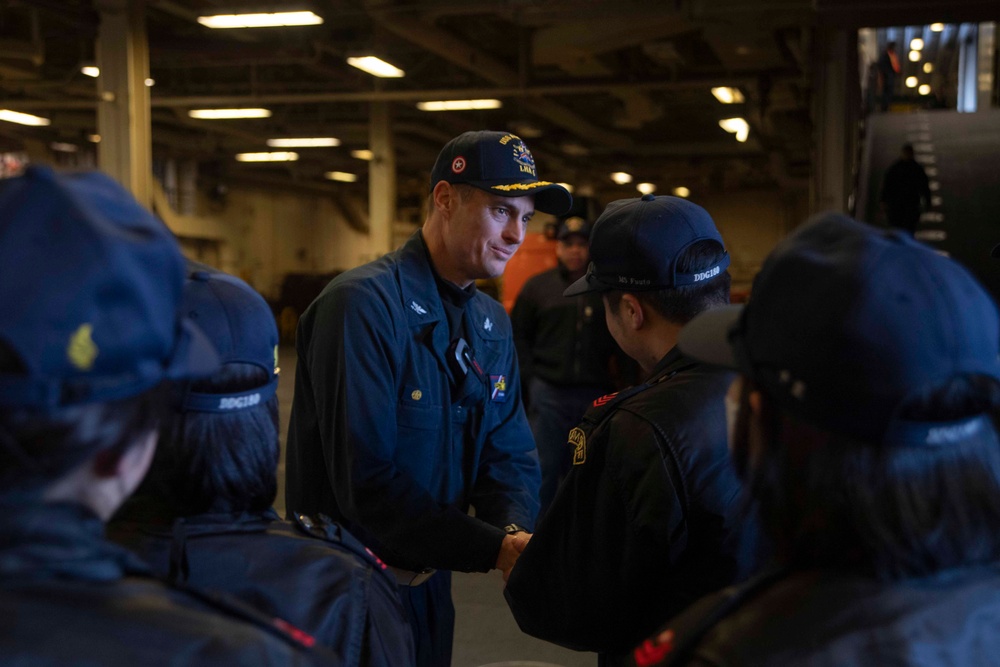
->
[[0, 575, 322, 665], [286, 513, 398, 583]]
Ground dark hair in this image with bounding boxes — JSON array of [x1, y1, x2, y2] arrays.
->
[[606, 240, 731, 325], [902, 144, 915, 158], [138, 363, 279, 516], [749, 374, 1000, 580], [0, 387, 168, 499]]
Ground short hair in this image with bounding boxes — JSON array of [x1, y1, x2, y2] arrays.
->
[[427, 182, 479, 214], [748, 374, 1000, 580], [138, 362, 279, 516], [606, 240, 731, 325], [902, 144, 915, 158], [0, 342, 168, 496]]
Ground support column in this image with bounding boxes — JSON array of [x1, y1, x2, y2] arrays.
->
[[811, 27, 857, 215], [368, 101, 396, 256], [96, 0, 152, 206]]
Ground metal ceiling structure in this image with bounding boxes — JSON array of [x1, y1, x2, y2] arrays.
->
[[0, 0, 994, 207]]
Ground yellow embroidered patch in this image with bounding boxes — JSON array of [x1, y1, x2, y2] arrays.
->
[[490, 181, 556, 192], [569, 427, 587, 465], [411, 389, 423, 401], [67, 324, 98, 371]]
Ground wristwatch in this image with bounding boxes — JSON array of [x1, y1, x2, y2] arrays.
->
[[504, 523, 527, 535]]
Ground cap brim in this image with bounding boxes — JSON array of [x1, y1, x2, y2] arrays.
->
[[563, 271, 608, 297], [676, 304, 744, 369], [164, 318, 221, 381], [472, 181, 573, 216]]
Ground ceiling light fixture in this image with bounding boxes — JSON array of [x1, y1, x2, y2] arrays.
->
[[930, 23, 945, 32], [636, 182, 656, 195], [910, 38, 924, 51], [923, 62, 934, 74], [50, 142, 78, 153], [81, 66, 100, 78], [672, 186, 691, 198], [0, 109, 51, 126], [266, 137, 340, 148], [719, 117, 750, 142], [610, 172, 633, 185], [711, 87, 745, 104], [88, 134, 101, 143], [905, 76, 918, 88], [326, 171, 358, 182], [189, 108, 272, 119], [346, 56, 405, 78], [145, 78, 155, 87], [198, 11, 323, 29], [908, 50, 921, 62], [351, 149, 374, 160], [416, 99, 502, 111], [235, 151, 298, 162], [918, 84, 931, 95]]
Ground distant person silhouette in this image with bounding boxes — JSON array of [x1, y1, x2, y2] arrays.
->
[[881, 144, 931, 235], [876, 41, 901, 112]]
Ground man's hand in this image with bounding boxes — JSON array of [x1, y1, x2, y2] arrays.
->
[[496, 532, 532, 581]]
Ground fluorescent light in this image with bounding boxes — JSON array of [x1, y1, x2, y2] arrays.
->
[[910, 38, 924, 51], [0, 109, 51, 126], [719, 117, 749, 142], [198, 11, 323, 29], [610, 172, 633, 185], [908, 50, 921, 62], [325, 171, 358, 182], [267, 137, 340, 148], [673, 186, 691, 198], [711, 87, 745, 104], [636, 182, 656, 195], [81, 66, 100, 78], [235, 151, 298, 162], [557, 182, 574, 194], [351, 149, 373, 160], [930, 23, 945, 32], [189, 108, 272, 119], [50, 142, 78, 153], [905, 76, 918, 88], [416, 99, 502, 111], [347, 56, 404, 78], [918, 84, 931, 95], [923, 63, 934, 74]]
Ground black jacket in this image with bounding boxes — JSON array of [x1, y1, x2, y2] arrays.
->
[[108, 503, 414, 666], [511, 265, 622, 390], [505, 348, 755, 664], [0, 502, 327, 666], [632, 566, 1000, 666]]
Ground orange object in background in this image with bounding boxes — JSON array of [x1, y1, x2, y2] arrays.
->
[[501, 232, 558, 312]]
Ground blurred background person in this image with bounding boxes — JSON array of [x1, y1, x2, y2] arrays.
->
[[634, 214, 1000, 666], [880, 144, 931, 236], [110, 267, 413, 667], [0, 166, 325, 666]]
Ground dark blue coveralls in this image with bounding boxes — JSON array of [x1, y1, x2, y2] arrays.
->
[[286, 231, 541, 666], [0, 502, 328, 666], [108, 504, 415, 666]]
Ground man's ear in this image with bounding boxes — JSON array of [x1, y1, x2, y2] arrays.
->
[[621, 293, 645, 331], [431, 181, 456, 218]]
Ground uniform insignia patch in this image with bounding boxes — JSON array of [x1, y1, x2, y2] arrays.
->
[[451, 156, 466, 174], [409, 301, 427, 315], [67, 323, 98, 370], [633, 630, 675, 667], [490, 375, 507, 402], [592, 392, 617, 407], [484, 317, 493, 331], [569, 427, 587, 465]]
